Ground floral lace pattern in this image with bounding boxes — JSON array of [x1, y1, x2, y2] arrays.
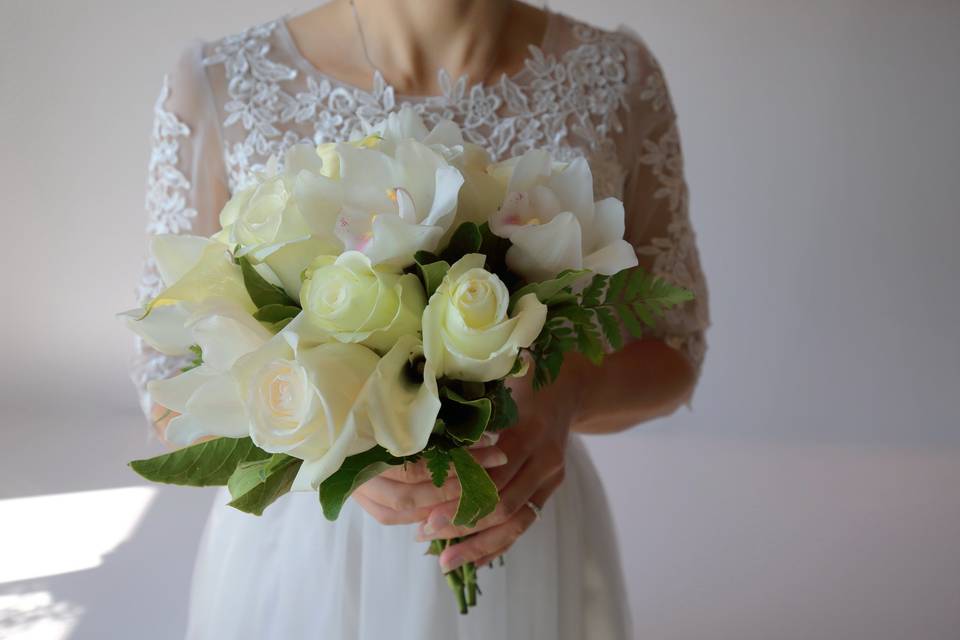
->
[[202, 19, 632, 196], [134, 76, 198, 415]]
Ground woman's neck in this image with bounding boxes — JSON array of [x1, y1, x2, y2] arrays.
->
[[287, 1, 549, 96], [350, 0, 512, 90]]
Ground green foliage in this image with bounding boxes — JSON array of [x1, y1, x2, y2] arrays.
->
[[438, 388, 492, 446], [253, 304, 301, 324], [423, 448, 453, 488], [227, 454, 302, 516], [528, 266, 694, 389], [509, 269, 589, 310], [318, 446, 404, 520], [486, 382, 519, 432], [181, 344, 204, 372], [411, 251, 451, 298], [237, 255, 299, 309], [449, 448, 499, 527], [477, 223, 513, 278], [129, 437, 270, 486], [439, 222, 482, 263]]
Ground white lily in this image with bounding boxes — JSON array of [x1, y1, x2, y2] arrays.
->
[[120, 235, 255, 356], [148, 300, 272, 446]]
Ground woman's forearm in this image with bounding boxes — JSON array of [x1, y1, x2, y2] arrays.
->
[[534, 339, 697, 435]]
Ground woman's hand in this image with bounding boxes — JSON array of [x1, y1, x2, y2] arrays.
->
[[415, 373, 578, 572], [352, 434, 509, 526]]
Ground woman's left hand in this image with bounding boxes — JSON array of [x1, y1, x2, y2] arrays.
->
[[416, 373, 577, 573]]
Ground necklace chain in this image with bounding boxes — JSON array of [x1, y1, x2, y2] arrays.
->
[[348, 0, 509, 90]]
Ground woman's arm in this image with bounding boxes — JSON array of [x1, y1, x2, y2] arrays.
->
[[132, 42, 229, 434], [554, 339, 697, 435]]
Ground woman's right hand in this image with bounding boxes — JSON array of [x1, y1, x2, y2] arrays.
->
[[351, 434, 509, 526]]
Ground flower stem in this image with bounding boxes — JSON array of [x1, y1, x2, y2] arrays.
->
[[463, 561, 477, 606]]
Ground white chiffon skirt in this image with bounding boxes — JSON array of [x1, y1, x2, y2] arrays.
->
[[184, 435, 632, 639]]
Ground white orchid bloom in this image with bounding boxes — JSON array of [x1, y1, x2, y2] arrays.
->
[[333, 137, 464, 267], [489, 149, 639, 282]]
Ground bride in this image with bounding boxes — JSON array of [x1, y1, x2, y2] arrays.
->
[[133, 1, 709, 638]]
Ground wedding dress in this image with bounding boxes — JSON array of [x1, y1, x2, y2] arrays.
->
[[132, 9, 709, 639]]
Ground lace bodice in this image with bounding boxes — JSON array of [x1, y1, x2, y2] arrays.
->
[[132, 10, 710, 415]]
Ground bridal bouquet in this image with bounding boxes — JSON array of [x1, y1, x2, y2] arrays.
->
[[123, 107, 692, 613]]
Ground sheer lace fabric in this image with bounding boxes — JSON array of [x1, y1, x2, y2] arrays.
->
[[134, 11, 709, 413]]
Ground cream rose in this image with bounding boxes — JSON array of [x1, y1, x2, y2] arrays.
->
[[214, 145, 343, 298], [234, 330, 441, 490], [422, 254, 547, 382], [297, 251, 425, 352], [233, 335, 380, 482]]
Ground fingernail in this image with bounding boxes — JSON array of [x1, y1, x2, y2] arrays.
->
[[441, 553, 464, 573], [489, 451, 508, 467], [423, 514, 449, 537]]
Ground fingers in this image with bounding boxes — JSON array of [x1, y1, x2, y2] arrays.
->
[[438, 483, 557, 573], [358, 474, 461, 514], [352, 491, 432, 526], [379, 445, 507, 484], [417, 454, 564, 541], [352, 444, 509, 526]]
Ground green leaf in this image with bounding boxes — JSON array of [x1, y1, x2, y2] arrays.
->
[[449, 448, 499, 527], [227, 454, 302, 516], [318, 446, 403, 520], [423, 448, 452, 488], [439, 222, 483, 263], [615, 303, 645, 338], [129, 437, 270, 486], [181, 344, 203, 372], [238, 255, 298, 309], [594, 306, 624, 351], [606, 269, 629, 302], [439, 388, 492, 446], [253, 304, 301, 324], [510, 269, 590, 310], [574, 320, 604, 365], [581, 274, 609, 307], [487, 382, 519, 432], [412, 251, 450, 297], [477, 223, 514, 282]]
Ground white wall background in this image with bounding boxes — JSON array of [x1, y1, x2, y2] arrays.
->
[[1, 1, 959, 638]]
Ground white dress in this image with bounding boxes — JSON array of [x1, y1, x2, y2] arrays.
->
[[133, 10, 710, 640]]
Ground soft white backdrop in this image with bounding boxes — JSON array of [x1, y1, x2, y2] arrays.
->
[[1, 1, 959, 638]]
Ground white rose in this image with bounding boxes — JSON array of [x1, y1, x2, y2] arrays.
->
[[236, 330, 441, 490], [120, 235, 255, 356], [233, 334, 380, 483], [296, 251, 426, 352], [489, 149, 639, 282], [423, 254, 547, 382], [147, 300, 272, 445], [214, 145, 344, 298]]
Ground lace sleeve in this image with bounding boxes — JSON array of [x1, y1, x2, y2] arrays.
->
[[131, 42, 229, 418], [618, 30, 710, 381]]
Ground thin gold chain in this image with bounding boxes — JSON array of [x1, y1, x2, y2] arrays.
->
[[348, 0, 512, 89]]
